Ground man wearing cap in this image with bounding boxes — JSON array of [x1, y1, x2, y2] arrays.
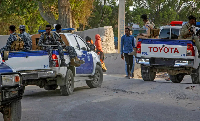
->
[[179, 15, 200, 52], [0, 25, 18, 52], [19, 25, 32, 50]]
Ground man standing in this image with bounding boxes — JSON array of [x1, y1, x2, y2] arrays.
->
[[18, 25, 32, 51], [121, 28, 135, 79], [0, 25, 17, 52], [52, 24, 84, 67]]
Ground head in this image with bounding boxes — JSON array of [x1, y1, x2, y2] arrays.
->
[[125, 28, 130, 36], [45, 25, 51, 34], [188, 15, 196, 25], [19, 25, 25, 34], [85, 36, 91, 43], [141, 14, 148, 23], [95, 34, 101, 40], [55, 24, 62, 33], [9, 25, 16, 34], [130, 30, 133, 35]]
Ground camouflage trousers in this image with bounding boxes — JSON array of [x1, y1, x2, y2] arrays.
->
[[45, 45, 77, 67]]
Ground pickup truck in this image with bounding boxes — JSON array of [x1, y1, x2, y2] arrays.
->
[[136, 26, 200, 84], [0, 53, 23, 121], [2, 33, 103, 96]]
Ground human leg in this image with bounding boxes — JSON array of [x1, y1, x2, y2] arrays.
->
[[124, 53, 131, 78], [125, 60, 128, 76], [131, 56, 135, 78]]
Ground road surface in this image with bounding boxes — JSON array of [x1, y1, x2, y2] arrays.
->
[[0, 74, 200, 121]]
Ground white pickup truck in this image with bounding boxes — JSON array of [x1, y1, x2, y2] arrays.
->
[[136, 26, 200, 84], [1, 33, 103, 96]]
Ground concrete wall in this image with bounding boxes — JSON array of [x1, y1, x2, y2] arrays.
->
[[0, 35, 9, 48]]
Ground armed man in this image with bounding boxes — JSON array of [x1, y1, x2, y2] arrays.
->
[[38, 24, 84, 67], [0, 25, 17, 52], [179, 15, 200, 55], [52, 24, 84, 67], [18, 25, 32, 51]]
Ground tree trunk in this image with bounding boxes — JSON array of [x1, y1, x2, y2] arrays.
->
[[58, 0, 72, 28], [38, 1, 57, 25]]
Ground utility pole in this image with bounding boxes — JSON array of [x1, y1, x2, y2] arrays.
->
[[118, 0, 125, 53]]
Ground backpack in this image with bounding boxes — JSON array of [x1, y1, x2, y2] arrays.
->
[[11, 34, 24, 51]]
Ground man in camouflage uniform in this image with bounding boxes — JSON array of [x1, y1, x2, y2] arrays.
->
[[179, 15, 200, 53], [0, 25, 17, 53], [53, 24, 84, 67], [18, 25, 32, 51]]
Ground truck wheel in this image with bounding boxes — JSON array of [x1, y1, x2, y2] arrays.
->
[[141, 65, 156, 81], [86, 65, 103, 88], [3, 100, 21, 121], [44, 84, 58, 90], [60, 69, 74, 96], [170, 74, 184, 83], [191, 66, 200, 84]]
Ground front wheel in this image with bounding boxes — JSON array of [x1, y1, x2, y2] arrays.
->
[[86, 65, 103, 88], [60, 69, 74, 96], [141, 65, 156, 81], [3, 100, 21, 121], [169, 74, 185, 83]]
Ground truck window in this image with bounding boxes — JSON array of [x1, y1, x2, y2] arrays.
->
[[76, 37, 87, 51], [171, 29, 179, 39], [159, 29, 170, 39], [67, 34, 79, 49]]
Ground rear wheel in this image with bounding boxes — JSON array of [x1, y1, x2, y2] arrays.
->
[[3, 100, 21, 121], [86, 65, 103, 88], [141, 65, 156, 81], [60, 69, 74, 96], [170, 74, 185, 83], [191, 66, 200, 84], [44, 84, 58, 90]]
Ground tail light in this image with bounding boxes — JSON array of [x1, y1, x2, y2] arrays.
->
[[52, 54, 59, 67], [2, 60, 5, 62], [136, 41, 142, 53], [186, 43, 195, 56]]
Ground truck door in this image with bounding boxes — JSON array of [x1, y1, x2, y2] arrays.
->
[[75, 36, 93, 74]]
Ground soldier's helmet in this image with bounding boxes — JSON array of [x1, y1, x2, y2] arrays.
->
[[19, 25, 25, 30]]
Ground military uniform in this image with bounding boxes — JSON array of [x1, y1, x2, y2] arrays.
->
[[0, 33, 17, 53], [38, 32, 61, 67], [19, 31, 32, 50], [179, 23, 200, 51], [53, 32, 77, 60]]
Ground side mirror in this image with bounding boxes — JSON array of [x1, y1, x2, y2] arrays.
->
[[3, 51, 9, 61]]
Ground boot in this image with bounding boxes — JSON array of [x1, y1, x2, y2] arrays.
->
[[74, 57, 85, 64], [70, 58, 81, 67]]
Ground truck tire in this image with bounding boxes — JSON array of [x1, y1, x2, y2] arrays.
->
[[60, 69, 74, 96], [3, 100, 21, 121], [170, 74, 184, 83], [44, 84, 58, 90], [191, 66, 200, 84], [86, 65, 103, 88], [141, 65, 156, 81]]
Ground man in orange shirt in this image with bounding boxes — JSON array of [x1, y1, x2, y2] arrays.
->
[[95, 34, 107, 72]]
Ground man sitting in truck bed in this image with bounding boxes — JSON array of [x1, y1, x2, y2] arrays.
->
[[179, 15, 200, 55], [38, 24, 84, 67], [0, 25, 18, 52]]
